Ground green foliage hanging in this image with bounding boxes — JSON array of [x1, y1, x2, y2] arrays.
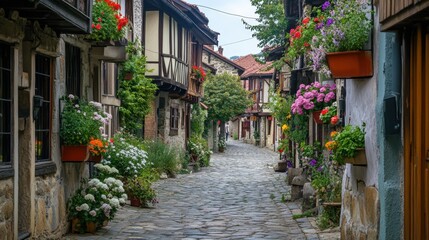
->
[[118, 41, 158, 133], [190, 103, 207, 138], [203, 73, 252, 122]]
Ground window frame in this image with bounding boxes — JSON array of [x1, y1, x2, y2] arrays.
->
[[0, 43, 14, 179], [170, 106, 179, 136], [65, 43, 82, 97]]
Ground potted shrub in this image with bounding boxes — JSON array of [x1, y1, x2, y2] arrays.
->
[[60, 95, 110, 162], [319, 103, 337, 125], [67, 164, 126, 233], [191, 65, 206, 83], [287, 0, 373, 78], [290, 82, 336, 120], [124, 174, 157, 208], [218, 139, 226, 152], [326, 124, 366, 165]]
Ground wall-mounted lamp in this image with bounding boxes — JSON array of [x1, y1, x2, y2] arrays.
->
[[33, 95, 43, 121]]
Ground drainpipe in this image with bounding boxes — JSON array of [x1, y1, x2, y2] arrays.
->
[[13, 47, 19, 240]]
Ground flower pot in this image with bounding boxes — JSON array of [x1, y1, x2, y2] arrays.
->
[[130, 197, 141, 207], [61, 145, 89, 162], [124, 72, 133, 80], [326, 51, 373, 79], [88, 154, 102, 163], [312, 110, 323, 125], [71, 218, 82, 233], [86, 221, 97, 234], [345, 148, 367, 166], [218, 147, 224, 153]]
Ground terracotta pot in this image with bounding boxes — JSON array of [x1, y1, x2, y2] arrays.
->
[[312, 110, 323, 125], [130, 197, 141, 207], [86, 221, 97, 234], [71, 218, 81, 233], [124, 72, 133, 80], [61, 145, 89, 162], [326, 51, 373, 79], [345, 148, 367, 166], [88, 154, 102, 163]]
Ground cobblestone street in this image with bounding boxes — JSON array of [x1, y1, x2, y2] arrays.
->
[[66, 140, 339, 240]]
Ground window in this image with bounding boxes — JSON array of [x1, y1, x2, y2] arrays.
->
[[170, 107, 179, 136], [102, 62, 118, 96], [181, 108, 185, 128], [65, 43, 81, 97], [35, 54, 52, 162], [103, 105, 119, 138], [0, 44, 12, 165]]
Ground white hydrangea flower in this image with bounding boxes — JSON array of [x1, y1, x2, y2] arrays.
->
[[89, 210, 97, 217], [84, 194, 95, 202], [80, 203, 90, 211]]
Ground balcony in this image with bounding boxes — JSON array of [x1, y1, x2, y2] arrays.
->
[[182, 75, 203, 103], [380, 0, 429, 31], [2, 0, 92, 34]]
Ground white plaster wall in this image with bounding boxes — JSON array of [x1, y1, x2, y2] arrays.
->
[[343, 48, 380, 189]]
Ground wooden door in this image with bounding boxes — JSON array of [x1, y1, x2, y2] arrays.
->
[[404, 24, 429, 240]]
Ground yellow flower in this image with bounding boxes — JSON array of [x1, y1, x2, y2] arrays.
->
[[286, 114, 291, 119], [330, 131, 338, 138], [282, 124, 289, 131]]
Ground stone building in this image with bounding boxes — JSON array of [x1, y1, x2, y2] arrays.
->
[[142, 0, 218, 150], [282, 0, 429, 238]]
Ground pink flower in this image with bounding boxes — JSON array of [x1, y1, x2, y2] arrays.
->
[[317, 93, 325, 102]]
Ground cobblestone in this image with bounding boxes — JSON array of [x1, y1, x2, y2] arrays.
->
[[66, 140, 339, 239]]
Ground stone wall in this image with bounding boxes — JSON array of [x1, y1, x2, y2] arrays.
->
[[0, 179, 14, 240], [162, 96, 187, 150], [33, 176, 67, 239], [341, 177, 379, 239], [202, 50, 240, 75]]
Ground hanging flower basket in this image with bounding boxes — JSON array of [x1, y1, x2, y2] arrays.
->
[[312, 110, 323, 125], [61, 145, 89, 162], [326, 51, 373, 79], [344, 148, 367, 166]]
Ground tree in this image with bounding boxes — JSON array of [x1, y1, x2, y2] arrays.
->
[[243, 0, 288, 48], [203, 73, 251, 142]]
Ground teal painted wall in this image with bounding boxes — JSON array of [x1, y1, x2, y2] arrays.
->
[[376, 32, 403, 240]]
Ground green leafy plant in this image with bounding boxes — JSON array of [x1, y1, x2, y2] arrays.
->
[[188, 136, 212, 167], [124, 169, 158, 208], [218, 139, 226, 150], [144, 140, 180, 177], [60, 95, 109, 145], [330, 124, 366, 165], [319, 103, 337, 124], [253, 130, 260, 140], [118, 41, 158, 133]]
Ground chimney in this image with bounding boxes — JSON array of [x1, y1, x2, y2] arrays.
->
[[218, 46, 223, 55]]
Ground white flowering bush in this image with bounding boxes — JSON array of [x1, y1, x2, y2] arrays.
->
[[102, 135, 147, 178], [67, 164, 127, 232]]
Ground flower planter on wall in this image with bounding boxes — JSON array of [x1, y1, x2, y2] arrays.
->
[[88, 155, 102, 163], [61, 145, 89, 162], [326, 51, 373, 79], [312, 110, 323, 125], [345, 148, 367, 166]]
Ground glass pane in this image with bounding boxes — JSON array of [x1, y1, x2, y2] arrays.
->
[[0, 45, 11, 69], [35, 131, 49, 161], [0, 100, 11, 133], [0, 134, 10, 163]]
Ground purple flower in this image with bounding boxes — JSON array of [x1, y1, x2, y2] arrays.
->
[[322, 1, 330, 11], [304, 92, 314, 99], [309, 159, 317, 167], [287, 161, 293, 168], [317, 166, 323, 172], [324, 92, 335, 103], [326, 18, 334, 27], [303, 101, 315, 110], [317, 93, 325, 102], [319, 87, 326, 93]]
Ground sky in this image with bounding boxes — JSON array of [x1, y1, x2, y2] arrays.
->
[[184, 0, 262, 59]]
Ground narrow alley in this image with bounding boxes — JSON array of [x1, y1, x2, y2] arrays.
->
[[66, 141, 339, 240]]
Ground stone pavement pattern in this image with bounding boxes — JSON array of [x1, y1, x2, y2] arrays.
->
[[66, 140, 339, 240]]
